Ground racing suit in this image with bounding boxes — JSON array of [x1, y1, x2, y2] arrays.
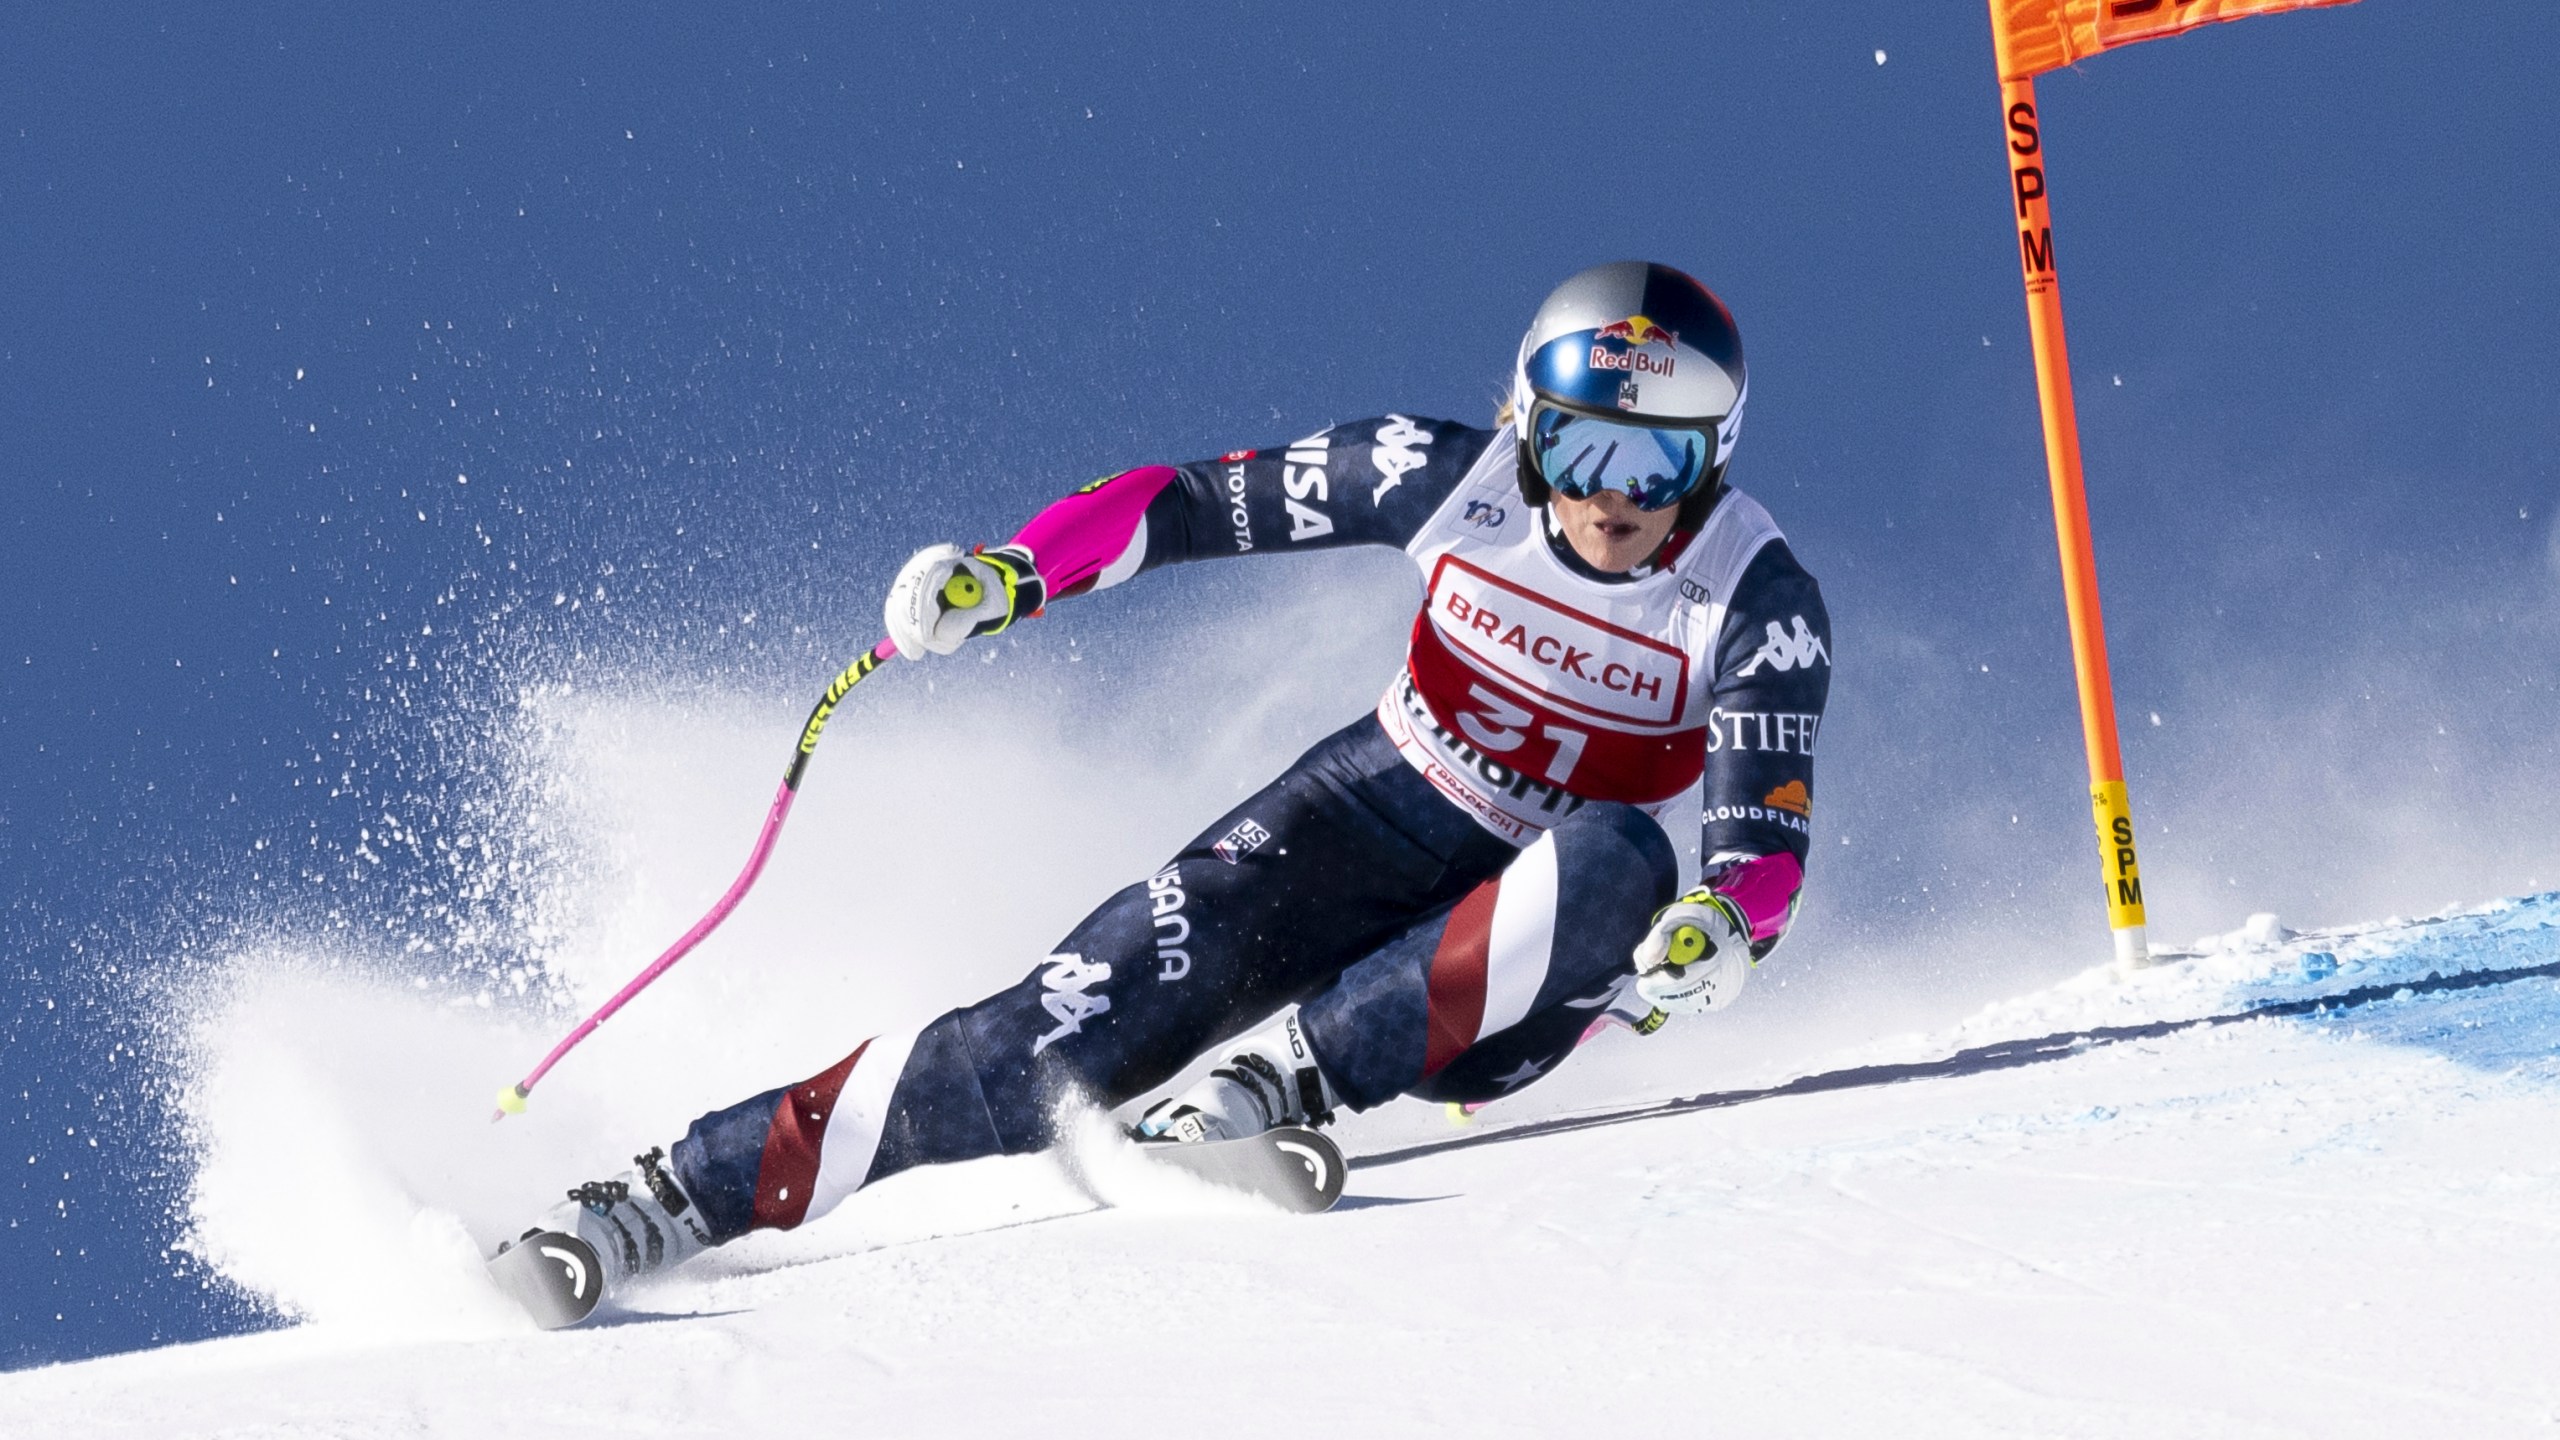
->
[[665, 415, 1831, 1241]]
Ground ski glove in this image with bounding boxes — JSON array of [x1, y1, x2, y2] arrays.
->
[[1632, 887, 1754, 1015], [884, 542, 1047, 660]]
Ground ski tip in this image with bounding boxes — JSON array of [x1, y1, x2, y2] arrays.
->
[[488, 1230, 605, 1330], [1265, 1126, 1348, 1213], [1126, 1124, 1348, 1214]]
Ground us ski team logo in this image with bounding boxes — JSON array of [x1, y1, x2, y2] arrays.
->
[[1212, 818, 1272, 865]]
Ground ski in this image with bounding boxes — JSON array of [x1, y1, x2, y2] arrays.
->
[[488, 1229, 606, 1330], [1133, 1124, 1346, 1213]]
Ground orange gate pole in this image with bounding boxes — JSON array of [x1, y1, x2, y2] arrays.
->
[[2000, 76, 2151, 968]]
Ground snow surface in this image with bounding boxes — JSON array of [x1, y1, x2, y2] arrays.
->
[[9, 891, 2559, 1437]]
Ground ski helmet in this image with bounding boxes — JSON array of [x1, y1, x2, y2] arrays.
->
[[1510, 261, 1747, 526]]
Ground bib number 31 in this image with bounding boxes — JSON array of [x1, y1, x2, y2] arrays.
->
[[1453, 683, 1589, 785]]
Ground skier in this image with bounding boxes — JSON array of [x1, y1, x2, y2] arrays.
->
[[508, 261, 1831, 1298]]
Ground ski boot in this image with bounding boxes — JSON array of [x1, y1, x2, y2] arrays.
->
[[489, 1146, 714, 1328], [1136, 1011, 1342, 1145], [1124, 1012, 1349, 1212]]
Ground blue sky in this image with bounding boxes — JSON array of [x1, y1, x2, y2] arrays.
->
[[5, 2, 2554, 1365]]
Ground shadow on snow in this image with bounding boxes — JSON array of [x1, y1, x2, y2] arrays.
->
[[1352, 956, 2560, 1172]]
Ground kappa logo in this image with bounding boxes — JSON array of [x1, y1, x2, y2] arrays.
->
[[1211, 817, 1272, 865], [1282, 431, 1335, 543], [1371, 415, 1431, 504], [1763, 779, 1812, 818], [1734, 616, 1830, 677], [1031, 952, 1113, 1054]]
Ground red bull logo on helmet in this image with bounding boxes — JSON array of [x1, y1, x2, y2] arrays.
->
[[1588, 346, 1677, 377], [1593, 315, 1679, 348], [1589, 314, 1681, 378]]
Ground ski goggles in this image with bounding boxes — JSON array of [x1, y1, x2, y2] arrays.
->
[[1527, 402, 1715, 512]]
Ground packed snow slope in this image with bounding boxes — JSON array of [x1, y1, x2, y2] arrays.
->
[[8, 892, 2558, 1437]]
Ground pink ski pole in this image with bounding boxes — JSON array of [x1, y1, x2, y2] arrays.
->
[[492, 634, 905, 1121]]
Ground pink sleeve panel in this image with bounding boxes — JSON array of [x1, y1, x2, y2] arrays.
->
[[1005, 466, 1180, 597], [1710, 850, 1804, 943]]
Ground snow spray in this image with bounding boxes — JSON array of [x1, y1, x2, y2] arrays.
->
[[493, 633, 909, 1120]]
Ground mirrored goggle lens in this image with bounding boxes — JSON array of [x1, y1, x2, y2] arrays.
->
[[1530, 407, 1711, 511]]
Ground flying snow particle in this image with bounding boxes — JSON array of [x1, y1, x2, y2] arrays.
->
[[2150, 712, 2163, 726], [1874, 49, 1888, 65]]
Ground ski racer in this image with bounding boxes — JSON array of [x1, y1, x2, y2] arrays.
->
[[514, 260, 1832, 1292]]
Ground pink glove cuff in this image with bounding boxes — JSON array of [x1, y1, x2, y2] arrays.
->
[[1007, 466, 1180, 597], [1710, 850, 1804, 943]]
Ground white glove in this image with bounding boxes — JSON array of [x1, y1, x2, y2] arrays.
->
[[884, 543, 1046, 660], [1631, 888, 1755, 1015]]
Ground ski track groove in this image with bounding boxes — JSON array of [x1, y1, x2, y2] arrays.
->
[[1816, 1173, 2115, 1300]]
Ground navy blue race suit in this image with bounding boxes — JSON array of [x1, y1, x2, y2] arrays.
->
[[667, 417, 1831, 1240]]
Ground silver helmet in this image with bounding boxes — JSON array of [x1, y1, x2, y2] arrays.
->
[[1510, 261, 1748, 520]]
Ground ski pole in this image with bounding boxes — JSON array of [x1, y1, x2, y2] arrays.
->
[[491, 570, 982, 1121]]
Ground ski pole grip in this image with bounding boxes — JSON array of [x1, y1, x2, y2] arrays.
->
[[1668, 924, 1708, 967], [942, 571, 983, 609]]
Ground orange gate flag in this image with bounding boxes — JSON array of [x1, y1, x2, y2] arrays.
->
[[1993, 0, 2361, 79], [1985, 0, 2359, 968]]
